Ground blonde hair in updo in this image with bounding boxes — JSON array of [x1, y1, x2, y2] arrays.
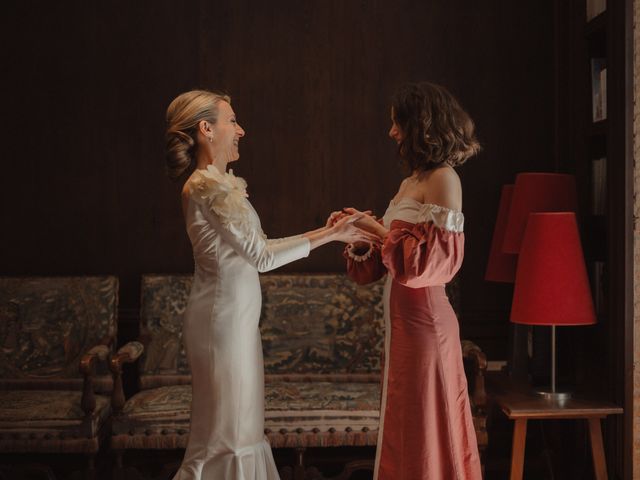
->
[[165, 90, 231, 180]]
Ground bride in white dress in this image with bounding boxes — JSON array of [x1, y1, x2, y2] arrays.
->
[[165, 90, 373, 480]]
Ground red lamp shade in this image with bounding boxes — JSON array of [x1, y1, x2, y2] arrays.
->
[[502, 173, 578, 254], [485, 185, 518, 283], [511, 213, 596, 326]]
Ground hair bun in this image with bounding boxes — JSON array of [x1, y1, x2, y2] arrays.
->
[[166, 129, 195, 180]]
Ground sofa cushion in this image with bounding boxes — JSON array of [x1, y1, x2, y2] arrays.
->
[[264, 381, 380, 447], [112, 385, 192, 437], [111, 378, 487, 450], [111, 381, 381, 448], [0, 390, 111, 443]]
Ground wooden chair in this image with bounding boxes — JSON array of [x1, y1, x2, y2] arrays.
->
[[0, 276, 118, 478]]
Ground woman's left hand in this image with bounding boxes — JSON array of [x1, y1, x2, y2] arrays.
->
[[326, 208, 375, 228], [332, 214, 383, 244]]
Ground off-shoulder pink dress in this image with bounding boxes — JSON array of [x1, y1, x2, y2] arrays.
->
[[345, 198, 481, 480]]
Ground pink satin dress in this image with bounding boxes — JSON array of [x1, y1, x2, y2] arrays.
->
[[345, 198, 482, 480]]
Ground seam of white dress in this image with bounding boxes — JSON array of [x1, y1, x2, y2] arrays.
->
[[207, 214, 222, 459]]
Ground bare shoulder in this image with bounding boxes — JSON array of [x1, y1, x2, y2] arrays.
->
[[420, 165, 462, 211], [428, 164, 461, 188]]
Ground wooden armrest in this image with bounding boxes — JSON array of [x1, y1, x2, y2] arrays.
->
[[79, 345, 110, 416], [461, 340, 488, 411], [110, 341, 144, 372], [109, 341, 144, 413]]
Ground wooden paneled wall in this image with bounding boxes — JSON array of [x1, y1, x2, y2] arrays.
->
[[1, 1, 556, 359]]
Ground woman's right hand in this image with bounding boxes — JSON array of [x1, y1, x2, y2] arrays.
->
[[331, 214, 382, 245], [326, 210, 347, 228]]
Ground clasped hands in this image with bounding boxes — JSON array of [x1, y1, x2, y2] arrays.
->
[[326, 208, 388, 246]]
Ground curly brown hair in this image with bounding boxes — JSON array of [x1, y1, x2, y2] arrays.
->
[[391, 82, 480, 171]]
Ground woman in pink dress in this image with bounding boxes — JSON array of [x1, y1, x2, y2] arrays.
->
[[334, 82, 482, 479]]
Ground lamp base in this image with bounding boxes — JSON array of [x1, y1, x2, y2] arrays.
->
[[535, 389, 572, 405]]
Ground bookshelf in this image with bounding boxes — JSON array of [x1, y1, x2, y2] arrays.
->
[[586, 7, 608, 323], [555, 0, 633, 477]]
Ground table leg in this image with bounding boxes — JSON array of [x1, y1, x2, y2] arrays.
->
[[510, 418, 527, 480], [587, 417, 608, 480]]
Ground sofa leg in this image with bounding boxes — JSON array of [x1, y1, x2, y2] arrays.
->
[[84, 454, 96, 480], [480, 447, 486, 479], [278, 466, 293, 480], [333, 459, 375, 480], [293, 447, 306, 480], [112, 450, 124, 480]]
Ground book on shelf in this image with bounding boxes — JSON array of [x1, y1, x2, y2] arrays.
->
[[586, 0, 606, 21], [591, 157, 607, 215], [600, 68, 607, 117], [591, 59, 607, 122]]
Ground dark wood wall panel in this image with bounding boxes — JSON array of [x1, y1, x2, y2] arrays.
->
[[1, 1, 556, 359]]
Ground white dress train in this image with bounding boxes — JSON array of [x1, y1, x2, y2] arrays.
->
[[172, 165, 310, 480]]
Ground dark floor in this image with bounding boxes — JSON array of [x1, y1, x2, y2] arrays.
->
[[0, 402, 599, 480], [0, 436, 592, 480], [0, 447, 376, 480]]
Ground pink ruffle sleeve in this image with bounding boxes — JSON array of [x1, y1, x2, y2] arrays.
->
[[343, 242, 387, 285], [381, 219, 464, 288]]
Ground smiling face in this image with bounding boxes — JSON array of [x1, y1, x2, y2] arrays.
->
[[388, 107, 404, 145], [211, 100, 245, 162]]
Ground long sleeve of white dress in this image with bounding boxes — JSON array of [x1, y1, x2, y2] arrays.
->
[[202, 207, 310, 272]]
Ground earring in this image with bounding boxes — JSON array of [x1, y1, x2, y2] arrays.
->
[[209, 136, 213, 143]]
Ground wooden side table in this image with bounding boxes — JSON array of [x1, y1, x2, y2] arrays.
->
[[492, 381, 622, 480]]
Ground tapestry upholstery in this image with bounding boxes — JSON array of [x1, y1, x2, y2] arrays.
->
[[0, 276, 117, 392], [138, 274, 459, 384], [0, 276, 118, 454], [260, 275, 384, 375], [139, 275, 191, 386]]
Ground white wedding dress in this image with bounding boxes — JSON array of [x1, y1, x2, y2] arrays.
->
[[172, 165, 310, 480]]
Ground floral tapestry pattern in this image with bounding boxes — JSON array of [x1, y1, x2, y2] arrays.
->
[[139, 274, 460, 378], [0, 276, 118, 380]]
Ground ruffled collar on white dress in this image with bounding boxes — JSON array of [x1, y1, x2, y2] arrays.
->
[[188, 165, 253, 232]]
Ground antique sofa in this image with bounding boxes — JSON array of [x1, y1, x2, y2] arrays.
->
[[0, 276, 118, 477], [111, 274, 487, 479]]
